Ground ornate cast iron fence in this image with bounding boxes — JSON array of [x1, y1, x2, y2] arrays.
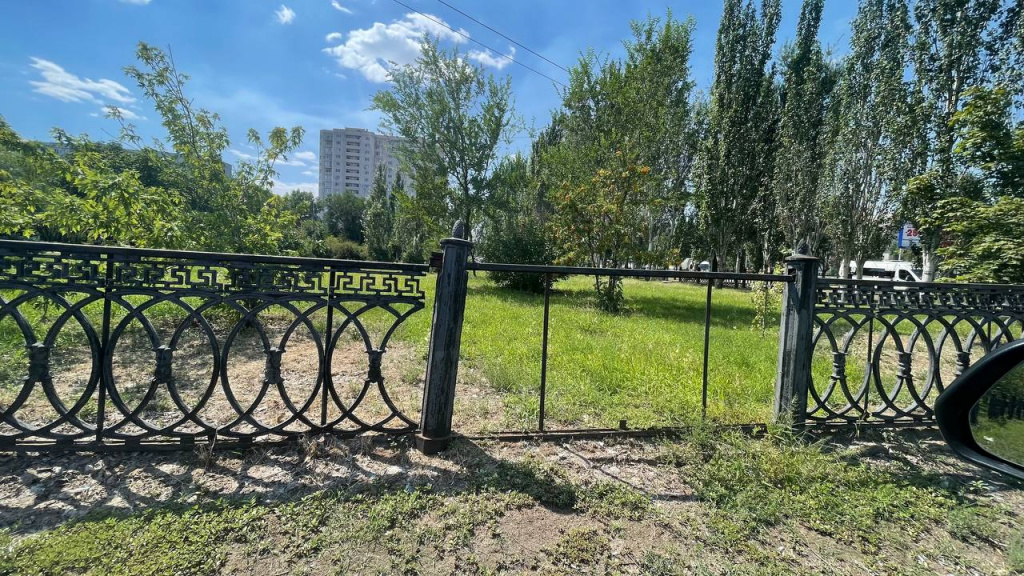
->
[[807, 278, 1024, 425], [0, 240, 427, 450]]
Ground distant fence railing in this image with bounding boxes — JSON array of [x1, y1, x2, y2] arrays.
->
[[803, 277, 1024, 426], [0, 240, 427, 450]]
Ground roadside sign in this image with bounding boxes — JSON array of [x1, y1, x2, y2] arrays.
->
[[898, 223, 920, 249]]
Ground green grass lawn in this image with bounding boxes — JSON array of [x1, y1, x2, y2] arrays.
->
[[394, 274, 781, 431]]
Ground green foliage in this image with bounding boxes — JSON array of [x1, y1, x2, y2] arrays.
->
[[931, 196, 1024, 282], [390, 186, 429, 263], [372, 38, 521, 239], [694, 0, 781, 267], [904, 0, 1004, 280], [547, 527, 610, 568], [1010, 530, 1024, 573], [749, 280, 781, 335], [923, 85, 1024, 282], [324, 236, 368, 261], [825, 0, 921, 277], [952, 84, 1024, 197], [578, 480, 653, 521], [479, 154, 556, 292], [541, 11, 697, 282], [363, 165, 395, 260], [549, 151, 655, 312], [1, 43, 305, 254], [773, 0, 836, 252], [320, 191, 365, 244]]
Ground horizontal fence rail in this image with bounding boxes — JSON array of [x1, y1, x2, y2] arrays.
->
[[0, 240, 428, 450], [808, 278, 1024, 425], [465, 260, 794, 432], [467, 261, 792, 283]]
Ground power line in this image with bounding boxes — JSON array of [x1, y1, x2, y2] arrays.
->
[[387, 0, 566, 88], [434, 0, 569, 73]]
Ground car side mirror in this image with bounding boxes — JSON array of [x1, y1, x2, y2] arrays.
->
[[936, 339, 1024, 481]]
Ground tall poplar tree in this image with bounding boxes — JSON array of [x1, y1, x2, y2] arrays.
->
[[825, 0, 921, 278], [363, 165, 394, 261], [903, 0, 1003, 281], [694, 0, 782, 269], [773, 0, 835, 253]]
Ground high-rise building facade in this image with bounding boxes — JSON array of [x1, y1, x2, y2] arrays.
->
[[318, 128, 408, 198]]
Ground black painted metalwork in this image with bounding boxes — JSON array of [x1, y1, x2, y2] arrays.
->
[[0, 239, 427, 449], [809, 279, 1024, 425], [539, 273, 551, 432], [701, 281, 713, 420]]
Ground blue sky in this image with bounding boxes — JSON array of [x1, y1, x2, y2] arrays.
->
[[0, 0, 857, 194]]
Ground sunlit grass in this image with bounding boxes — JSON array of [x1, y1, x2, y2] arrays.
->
[[395, 274, 781, 431]]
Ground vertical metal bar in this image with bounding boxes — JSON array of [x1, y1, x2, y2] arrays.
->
[[96, 253, 113, 442], [320, 269, 336, 427], [864, 313, 874, 419], [701, 281, 713, 420], [539, 273, 551, 432]]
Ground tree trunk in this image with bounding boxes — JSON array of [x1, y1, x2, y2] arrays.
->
[[838, 247, 850, 279], [922, 238, 940, 282]]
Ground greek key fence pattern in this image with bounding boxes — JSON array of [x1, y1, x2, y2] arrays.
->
[[0, 240, 428, 449], [809, 279, 1024, 424]]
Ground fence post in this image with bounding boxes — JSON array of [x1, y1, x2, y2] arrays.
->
[[774, 250, 819, 427], [416, 221, 472, 454]]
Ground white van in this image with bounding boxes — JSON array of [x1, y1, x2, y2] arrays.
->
[[849, 260, 923, 282]]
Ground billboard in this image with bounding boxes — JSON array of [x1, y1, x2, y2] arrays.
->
[[897, 223, 920, 249]]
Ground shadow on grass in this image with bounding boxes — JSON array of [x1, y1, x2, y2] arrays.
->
[[0, 435, 587, 539]]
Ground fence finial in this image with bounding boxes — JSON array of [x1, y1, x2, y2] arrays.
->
[[452, 220, 466, 240]]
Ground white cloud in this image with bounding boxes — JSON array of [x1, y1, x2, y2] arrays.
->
[[325, 32, 343, 42], [273, 180, 318, 195], [105, 106, 146, 120], [331, 0, 353, 15], [323, 13, 468, 82], [275, 5, 296, 24], [293, 151, 317, 163], [302, 169, 316, 176], [468, 45, 516, 70], [119, 0, 152, 4], [29, 57, 135, 105], [229, 149, 256, 161]]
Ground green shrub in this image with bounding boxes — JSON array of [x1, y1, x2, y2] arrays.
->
[[324, 236, 368, 261], [478, 215, 556, 292]]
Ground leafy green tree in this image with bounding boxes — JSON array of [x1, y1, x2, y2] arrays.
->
[[372, 38, 521, 241], [0, 118, 177, 246], [119, 42, 303, 254], [363, 165, 395, 260], [390, 186, 428, 264], [903, 0, 1004, 281], [549, 150, 654, 312], [928, 84, 1024, 282], [320, 191, 365, 243], [773, 0, 836, 252], [542, 11, 698, 275], [479, 154, 556, 292], [281, 190, 318, 222], [825, 0, 922, 278], [694, 0, 781, 270]]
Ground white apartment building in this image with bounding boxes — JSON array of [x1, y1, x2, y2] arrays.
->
[[318, 128, 408, 198]]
